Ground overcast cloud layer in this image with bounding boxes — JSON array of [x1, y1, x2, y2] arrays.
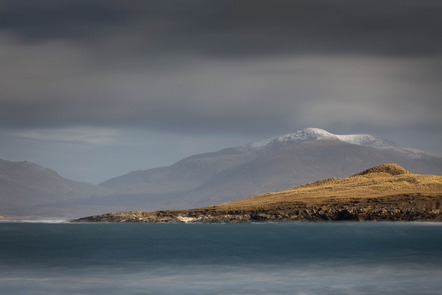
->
[[1, 0, 441, 182]]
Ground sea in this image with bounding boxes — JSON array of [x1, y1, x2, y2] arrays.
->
[[0, 221, 441, 295]]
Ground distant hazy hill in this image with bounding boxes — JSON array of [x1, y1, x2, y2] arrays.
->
[[0, 159, 107, 216], [95, 128, 442, 212], [74, 164, 442, 223]]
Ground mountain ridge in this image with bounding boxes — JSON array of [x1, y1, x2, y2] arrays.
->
[[101, 128, 433, 193], [0, 158, 108, 216]]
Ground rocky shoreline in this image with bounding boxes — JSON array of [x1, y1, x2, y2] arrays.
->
[[72, 194, 442, 223]]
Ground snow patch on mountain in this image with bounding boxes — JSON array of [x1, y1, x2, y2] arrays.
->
[[243, 128, 334, 150], [238, 128, 423, 158]]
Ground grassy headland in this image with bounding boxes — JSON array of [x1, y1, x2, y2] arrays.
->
[[73, 164, 442, 223]]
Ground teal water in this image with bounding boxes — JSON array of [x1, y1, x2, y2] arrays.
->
[[0, 222, 441, 295]]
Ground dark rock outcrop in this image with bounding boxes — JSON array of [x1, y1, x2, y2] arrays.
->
[[73, 194, 442, 223]]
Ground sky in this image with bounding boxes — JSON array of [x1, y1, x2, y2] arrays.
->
[[1, 0, 441, 184]]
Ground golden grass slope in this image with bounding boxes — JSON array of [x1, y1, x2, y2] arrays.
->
[[73, 163, 442, 222], [213, 163, 442, 210]]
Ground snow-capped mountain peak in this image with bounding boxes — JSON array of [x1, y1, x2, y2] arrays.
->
[[239, 128, 423, 158], [243, 128, 334, 150]]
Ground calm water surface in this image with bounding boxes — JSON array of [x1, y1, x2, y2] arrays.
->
[[0, 222, 441, 295]]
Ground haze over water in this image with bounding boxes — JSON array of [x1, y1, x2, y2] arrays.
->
[[1, 222, 441, 295]]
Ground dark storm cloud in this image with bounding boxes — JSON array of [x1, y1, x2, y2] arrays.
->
[[2, 0, 442, 57], [1, 0, 442, 136]]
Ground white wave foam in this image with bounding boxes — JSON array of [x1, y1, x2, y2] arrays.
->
[[0, 218, 68, 223]]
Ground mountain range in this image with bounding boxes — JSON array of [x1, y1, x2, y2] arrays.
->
[[2, 128, 442, 218]]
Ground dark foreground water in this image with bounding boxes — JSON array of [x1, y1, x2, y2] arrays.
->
[[0, 222, 441, 295]]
